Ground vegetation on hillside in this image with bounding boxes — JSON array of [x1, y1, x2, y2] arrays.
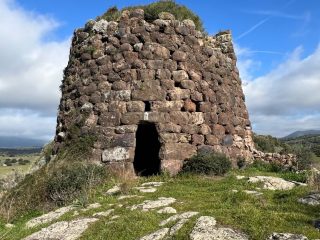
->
[[99, 0, 205, 32], [253, 133, 319, 170]]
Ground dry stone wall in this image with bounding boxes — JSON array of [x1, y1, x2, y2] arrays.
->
[[54, 9, 257, 175]]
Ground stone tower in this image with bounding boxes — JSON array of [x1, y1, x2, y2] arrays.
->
[[54, 8, 255, 176]]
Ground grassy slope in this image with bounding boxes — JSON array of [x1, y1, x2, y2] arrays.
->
[[1, 168, 319, 240]]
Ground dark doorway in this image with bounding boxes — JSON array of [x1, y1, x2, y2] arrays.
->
[[134, 122, 161, 176]]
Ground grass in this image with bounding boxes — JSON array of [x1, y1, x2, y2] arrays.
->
[[1, 167, 319, 240], [0, 154, 39, 178]]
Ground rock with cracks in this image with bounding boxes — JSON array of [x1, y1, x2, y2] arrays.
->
[[23, 218, 98, 240], [248, 176, 301, 190], [131, 197, 176, 211], [139, 228, 170, 240], [26, 205, 74, 228], [298, 193, 320, 206], [267, 232, 308, 240], [190, 216, 248, 240]]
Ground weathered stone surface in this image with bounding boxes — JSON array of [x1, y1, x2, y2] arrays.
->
[[139, 228, 169, 240], [183, 99, 196, 112], [267, 233, 308, 240], [298, 193, 320, 206], [102, 147, 132, 162], [157, 207, 177, 214], [172, 70, 188, 82], [152, 101, 184, 112], [160, 143, 197, 160], [190, 216, 248, 240], [23, 218, 98, 240], [248, 176, 299, 190], [26, 206, 75, 228], [131, 197, 176, 211]]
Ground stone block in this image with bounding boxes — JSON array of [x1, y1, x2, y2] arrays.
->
[[137, 69, 155, 81], [199, 124, 211, 135], [159, 133, 191, 143], [211, 124, 225, 137], [172, 50, 187, 61], [147, 60, 164, 69], [104, 90, 131, 102], [189, 112, 204, 125], [111, 133, 136, 147], [126, 101, 145, 112], [121, 112, 144, 125], [192, 134, 204, 145], [168, 88, 190, 100], [183, 99, 196, 112], [181, 80, 196, 90], [115, 125, 137, 134], [151, 101, 184, 112], [206, 135, 220, 145], [168, 111, 190, 125], [161, 160, 183, 176], [159, 143, 197, 160], [102, 147, 134, 162], [108, 101, 126, 113], [181, 124, 199, 134], [98, 112, 120, 127], [157, 123, 181, 133], [172, 70, 188, 82]]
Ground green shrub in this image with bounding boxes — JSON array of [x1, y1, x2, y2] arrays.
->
[[100, 1, 205, 32], [182, 152, 231, 175], [236, 157, 246, 169], [280, 171, 308, 183], [248, 160, 285, 172], [0, 162, 108, 221], [46, 163, 107, 205], [292, 145, 313, 170]]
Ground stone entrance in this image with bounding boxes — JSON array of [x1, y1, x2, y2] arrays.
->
[[133, 122, 161, 176]]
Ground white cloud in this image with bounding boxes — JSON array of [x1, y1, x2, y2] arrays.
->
[[0, 0, 70, 140], [240, 45, 320, 137], [0, 109, 56, 140]]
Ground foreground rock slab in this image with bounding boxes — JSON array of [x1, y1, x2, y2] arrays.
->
[[267, 232, 308, 240], [248, 176, 299, 190], [23, 218, 98, 240], [298, 193, 320, 206], [26, 206, 74, 228], [139, 228, 169, 240], [131, 197, 176, 211], [190, 216, 248, 240]]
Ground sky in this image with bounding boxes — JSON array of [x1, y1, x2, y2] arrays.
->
[[0, 0, 319, 141]]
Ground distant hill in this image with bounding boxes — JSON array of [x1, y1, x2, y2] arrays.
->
[[0, 136, 46, 148], [282, 130, 320, 139]]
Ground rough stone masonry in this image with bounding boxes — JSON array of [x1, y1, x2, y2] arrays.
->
[[53, 9, 295, 175]]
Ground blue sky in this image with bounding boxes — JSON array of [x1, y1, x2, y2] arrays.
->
[[0, 0, 319, 141]]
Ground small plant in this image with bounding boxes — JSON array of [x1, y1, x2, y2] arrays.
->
[[182, 152, 232, 175], [236, 157, 246, 169]]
